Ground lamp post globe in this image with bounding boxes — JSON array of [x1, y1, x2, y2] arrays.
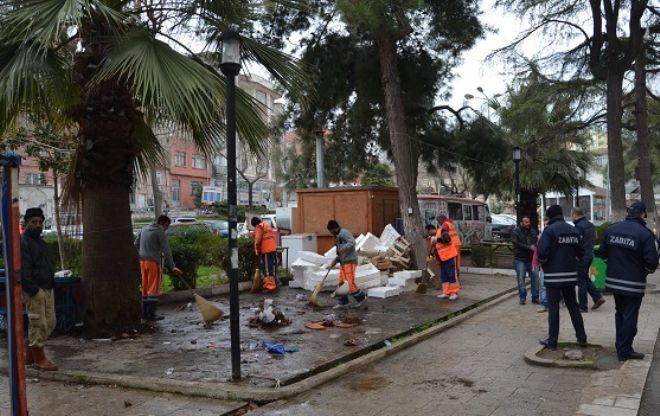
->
[[220, 29, 242, 381]]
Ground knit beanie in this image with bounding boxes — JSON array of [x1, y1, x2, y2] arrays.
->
[[545, 205, 563, 219], [24, 207, 45, 221], [326, 220, 340, 231]]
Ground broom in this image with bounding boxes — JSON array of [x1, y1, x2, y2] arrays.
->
[[250, 267, 263, 293], [308, 267, 332, 307], [166, 255, 224, 324]]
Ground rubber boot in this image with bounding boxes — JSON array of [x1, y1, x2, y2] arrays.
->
[[25, 346, 34, 365], [30, 346, 58, 371], [146, 299, 164, 321]]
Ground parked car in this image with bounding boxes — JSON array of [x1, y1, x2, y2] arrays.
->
[[490, 214, 516, 240], [204, 220, 229, 237], [165, 222, 212, 236], [172, 217, 197, 224]]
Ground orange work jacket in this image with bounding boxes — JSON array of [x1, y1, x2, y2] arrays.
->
[[435, 229, 458, 261], [255, 223, 277, 255], [442, 220, 462, 248]]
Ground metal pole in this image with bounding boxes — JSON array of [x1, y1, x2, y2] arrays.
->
[[514, 160, 520, 224], [1, 153, 28, 416], [225, 70, 241, 381], [315, 131, 325, 188]]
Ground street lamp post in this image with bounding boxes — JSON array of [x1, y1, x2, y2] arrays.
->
[[220, 30, 242, 381], [314, 128, 325, 188], [513, 146, 521, 224]]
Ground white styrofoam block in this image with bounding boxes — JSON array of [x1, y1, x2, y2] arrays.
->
[[288, 279, 303, 289], [377, 224, 401, 249], [356, 232, 379, 252], [368, 286, 401, 298], [299, 251, 331, 265], [324, 246, 337, 258], [393, 270, 423, 279], [379, 273, 389, 286], [387, 276, 416, 292], [358, 278, 383, 291], [291, 258, 318, 269]]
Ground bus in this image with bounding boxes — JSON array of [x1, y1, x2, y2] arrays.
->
[[418, 194, 491, 246]]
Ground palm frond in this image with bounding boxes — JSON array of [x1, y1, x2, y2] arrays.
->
[[0, 41, 77, 136], [133, 117, 166, 181], [92, 27, 269, 155], [0, 0, 124, 44]]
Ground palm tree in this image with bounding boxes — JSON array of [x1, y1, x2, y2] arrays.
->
[[0, 0, 309, 334]]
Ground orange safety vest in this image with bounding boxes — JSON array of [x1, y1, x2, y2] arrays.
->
[[255, 223, 277, 254], [443, 220, 461, 248], [435, 229, 458, 261]]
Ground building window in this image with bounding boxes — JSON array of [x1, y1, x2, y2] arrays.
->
[[174, 151, 186, 167], [25, 173, 46, 185], [255, 90, 267, 105], [192, 154, 207, 169], [191, 181, 202, 196], [172, 180, 180, 202], [156, 172, 163, 185]]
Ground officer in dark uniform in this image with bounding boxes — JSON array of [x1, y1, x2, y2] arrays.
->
[[537, 205, 587, 350], [597, 201, 659, 361]]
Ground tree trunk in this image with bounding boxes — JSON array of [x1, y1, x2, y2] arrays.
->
[[606, 71, 627, 220], [519, 189, 539, 230], [634, 53, 656, 229], [81, 184, 141, 335], [72, 23, 142, 334], [150, 166, 163, 219], [52, 168, 67, 270], [248, 181, 254, 211], [375, 36, 426, 267]]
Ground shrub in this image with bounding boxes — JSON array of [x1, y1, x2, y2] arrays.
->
[[594, 222, 612, 246], [216, 236, 258, 282], [470, 245, 492, 267], [168, 228, 213, 290], [43, 234, 82, 275]]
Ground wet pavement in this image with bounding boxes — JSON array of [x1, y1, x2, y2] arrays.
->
[[1, 273, 515, 388]]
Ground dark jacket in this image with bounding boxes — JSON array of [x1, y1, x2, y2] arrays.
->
[[537, 215, 584, 288], [511, 226, 538, 261], [573, 216, 596, 263], [597, 216, 659, 298], [21, 229, 55, 296]]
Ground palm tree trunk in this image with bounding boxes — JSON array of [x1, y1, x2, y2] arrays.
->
[[634, 52, 656, 229], [81, 183, 141, 334], [52, 168, 67, 270], [375, 36, 426, 267], [606, 71, 627, 220]]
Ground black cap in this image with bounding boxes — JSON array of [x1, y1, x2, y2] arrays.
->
[[629, 201, 647, 214], [327, 220, 340, 231], [24, 207, 45, 221], [545, 205, 563, 219]]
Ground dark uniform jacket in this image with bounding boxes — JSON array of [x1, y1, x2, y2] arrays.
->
[[573, 216, 596, 264], [597, 216, 659, 298], [511, 226, 538, 261], [537, 215, 584, 287], [21, 229, 55, 297]]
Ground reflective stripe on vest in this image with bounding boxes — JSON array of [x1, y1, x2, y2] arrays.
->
[[605, 277, 646, 294]]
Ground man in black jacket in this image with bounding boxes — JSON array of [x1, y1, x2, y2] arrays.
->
[[537, 205, 587, 350], [511, 215, 539, 305], [571, 207, 605, 312], [21, 207, 57, 371], [597, 201, 659, 361]]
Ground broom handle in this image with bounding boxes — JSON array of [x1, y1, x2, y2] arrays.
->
[[163, 253, 195, 295]]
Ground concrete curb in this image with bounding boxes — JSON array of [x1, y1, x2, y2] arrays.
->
[[462, 266, 516, 277], [524, 344, 598, 369], [23, 287, 519, 403], [159, 281, 252, 305]]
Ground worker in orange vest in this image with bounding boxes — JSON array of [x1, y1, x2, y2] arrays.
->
[[252, 217, 278, 292], [437, 215, 462, 276], [434, 226, 460, 300]]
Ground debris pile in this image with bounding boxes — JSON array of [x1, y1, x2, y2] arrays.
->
[[287, 225, 421, 299], [248, 299, 291, 329]]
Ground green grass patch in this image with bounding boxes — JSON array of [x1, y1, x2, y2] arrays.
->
[[162, 265, 227, 292]]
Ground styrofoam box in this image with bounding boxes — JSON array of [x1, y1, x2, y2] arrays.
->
[[393, 270, 422, 279], [368, 286, 401, 298], [299, 251, 332, 265]]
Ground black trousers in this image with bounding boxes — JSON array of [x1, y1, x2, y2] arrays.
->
[[613, 294, 643, 358], [546, 285, 587, 346]]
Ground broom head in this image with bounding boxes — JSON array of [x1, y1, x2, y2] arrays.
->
[[415, 282, 427, 294], [250, 268, 263, 293], [194, 293, 223, 324], [308, 281, 323, 307]]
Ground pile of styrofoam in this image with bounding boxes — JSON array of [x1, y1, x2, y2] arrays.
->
[[286, 225, 421, 299]]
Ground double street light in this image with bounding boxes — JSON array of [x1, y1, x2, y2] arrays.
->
[[219, 30, 242, 381]]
